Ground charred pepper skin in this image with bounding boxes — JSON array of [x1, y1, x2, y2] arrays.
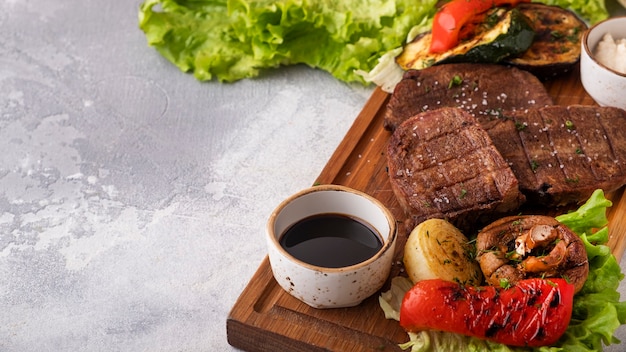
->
[[399, 278, 574, 347], [429, 0, 530, 53]]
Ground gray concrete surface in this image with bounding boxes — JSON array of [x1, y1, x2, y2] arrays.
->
[[1, 1, 625, 351]]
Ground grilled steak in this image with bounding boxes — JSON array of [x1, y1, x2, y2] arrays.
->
[[384, 63, 554, 131], [387, 107, 525, 232], [486, 105, 626, 206]]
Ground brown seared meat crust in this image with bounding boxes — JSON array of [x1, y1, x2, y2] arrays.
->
[[476, 215, 589, 293], [386, 63, 626, 208], [384, 63, 554, 132], [387, 107, 525, 232], [487, 105, 626, 206]]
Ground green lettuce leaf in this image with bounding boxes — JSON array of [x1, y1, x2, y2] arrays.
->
[[555, 189, 613, 236], [381, 189, 626, 351], [537, 0, 608, 24], [138, 0, 438, 83], [138, 0, 608, 84]]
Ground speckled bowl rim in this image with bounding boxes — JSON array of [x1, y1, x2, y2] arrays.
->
[[267, 184, 397, 272], [582, 16, 626, 78]]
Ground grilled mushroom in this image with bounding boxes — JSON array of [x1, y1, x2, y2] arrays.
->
[[476, 215, 588, 293]]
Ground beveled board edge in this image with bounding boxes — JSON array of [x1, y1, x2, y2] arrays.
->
[[227, 68, 626, 352]]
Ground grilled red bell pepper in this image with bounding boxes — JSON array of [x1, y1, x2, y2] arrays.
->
[[399, 278, 574, 347], [430, 0, 531, 53]]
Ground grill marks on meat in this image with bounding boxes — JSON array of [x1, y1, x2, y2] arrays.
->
[[387, 107, 525, 232], [384, 63, 554, 132], [490, 105, 626, 206], [385, 63, 626, 209]]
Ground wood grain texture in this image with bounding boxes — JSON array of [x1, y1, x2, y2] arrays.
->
[[227, 67, 626, 352]]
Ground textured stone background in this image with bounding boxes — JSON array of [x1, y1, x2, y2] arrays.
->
[[1, 1, 625, 351]]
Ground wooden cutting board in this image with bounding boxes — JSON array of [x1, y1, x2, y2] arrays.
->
[[226, 67, 626, 352]]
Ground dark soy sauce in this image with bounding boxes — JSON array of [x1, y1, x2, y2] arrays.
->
[[279, 213, 383, 268]]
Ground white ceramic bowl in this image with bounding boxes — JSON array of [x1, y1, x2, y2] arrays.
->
[[266, 184, 397, 309], [580, 16, 626, 109]]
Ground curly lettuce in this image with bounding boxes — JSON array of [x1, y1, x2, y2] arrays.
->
[[138, 0, 438, 83], [539, 0, 608, 25], [138, 0, 608, 85], [380, 189, 626, 352]]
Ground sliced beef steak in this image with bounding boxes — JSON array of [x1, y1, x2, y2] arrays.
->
[[487, 105, 626, 206], [387, 107, 525, 233], [384, 63, 554, 131]]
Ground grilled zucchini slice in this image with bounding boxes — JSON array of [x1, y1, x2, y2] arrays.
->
[[505, 3, 587, 79], [396, 7, 535, 70]]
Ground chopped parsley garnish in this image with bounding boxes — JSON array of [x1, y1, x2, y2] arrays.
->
[[448, 75, 463, 89], [531, 159, 540, 172]]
